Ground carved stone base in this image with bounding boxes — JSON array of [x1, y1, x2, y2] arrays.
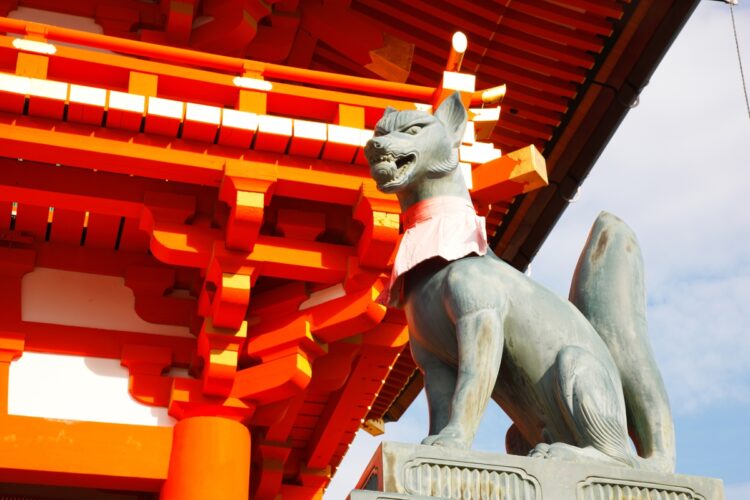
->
[[349, 442, 724, 500]]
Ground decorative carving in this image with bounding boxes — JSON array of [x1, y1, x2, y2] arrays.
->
[[364, 93, 676, 472], [577, 477, 705, 500], [351, 442, 724, 500], [402, 458, 539, 499]]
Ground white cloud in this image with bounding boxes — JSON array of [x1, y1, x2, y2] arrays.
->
[[650, 273, 750, 412], [533, 1, 750, 415]]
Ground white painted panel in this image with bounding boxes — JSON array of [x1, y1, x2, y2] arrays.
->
[[69, 84, 107, 106], [222, 108, 258, 131], [109, 91, 146, 113], [147, 96, 184, 119], [8, 7, 112, 54], [185, 102, 221, 125], [22, 268, 192, 337], [9, 7, 103, 34], [8, 352, 175, 427], [299, 283, 346, 310]]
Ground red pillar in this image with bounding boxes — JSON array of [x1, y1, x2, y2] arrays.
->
[[161, 416, 250, 500]]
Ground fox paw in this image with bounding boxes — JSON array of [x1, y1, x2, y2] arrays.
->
[[421, 427, 469, 449], [529, 442, 626, 467], [528, 442, 551, 459]]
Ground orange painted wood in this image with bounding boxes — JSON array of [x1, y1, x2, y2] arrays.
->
[[181, 105, 220, 143], [27, 79, 67, 120], [13, 203, 48, 241], [218, 109, 257, 148], [68, 84, 106, 126], [160, 417, 250, 500], [106, 91, 145, 132], [0, 117, 225, 186], [305, 342, 399, 469], [168, 377, 256, 422], [290, 119, 326, 158], [196, 316, 247, 397], [85, 213, 121, 249], [0, 414, 171, 491], [0, 200, 11, 232], [11, 0, 162, 26], [0, 73, 28, 114], [0, 362, 9, 414], [21, 320, 194, 364], [0, 6, 580, 494], [471, 145, 548, 204], [118, 216, 150, 253], [145, 97, 184, 137], [509, 0, 613, 37], [322, 124, 360, 163], [121, 343, 174, 407], [0, 18, 437, 104], [255, 115, 292, 153], [126, 265, 197, 328], [49, 208, 86, 246], [0, 332, 24, 413], [31, 238, 165, 277]]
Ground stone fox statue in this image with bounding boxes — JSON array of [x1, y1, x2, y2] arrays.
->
[[363, 93, 676, 473]]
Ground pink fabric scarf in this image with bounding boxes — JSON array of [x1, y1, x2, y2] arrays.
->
[[378, 196, 488, 307]]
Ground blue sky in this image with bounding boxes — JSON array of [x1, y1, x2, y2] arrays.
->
[[326, 2, 750, 498]]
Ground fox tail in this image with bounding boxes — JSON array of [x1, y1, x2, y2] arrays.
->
[[569, 211, 676, 473]]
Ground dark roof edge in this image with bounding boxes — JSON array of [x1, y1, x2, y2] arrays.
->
[[492, 0, 702, 270]]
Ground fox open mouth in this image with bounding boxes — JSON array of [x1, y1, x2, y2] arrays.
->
[[372, 152, 417, 190]]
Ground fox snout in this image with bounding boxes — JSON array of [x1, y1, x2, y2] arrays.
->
[[364, 137, 387, 162]]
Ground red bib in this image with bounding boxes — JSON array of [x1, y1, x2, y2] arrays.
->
[[379, 196, 488, 307]]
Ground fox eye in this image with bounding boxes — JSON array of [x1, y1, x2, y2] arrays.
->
[[404, 125, 422, 135]]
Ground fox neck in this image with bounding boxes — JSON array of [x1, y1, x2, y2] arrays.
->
[[397, 165, 471, 213]]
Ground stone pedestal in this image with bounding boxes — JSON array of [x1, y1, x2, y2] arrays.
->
[[349, 442, 724, 500]]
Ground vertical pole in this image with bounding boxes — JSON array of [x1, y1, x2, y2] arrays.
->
[[161, 416, 250, 500], [0, 362, 10, 414], [0, 332, 26, 415]]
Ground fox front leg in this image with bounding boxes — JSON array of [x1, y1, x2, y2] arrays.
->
[[429, 308, 504, 448], [411, 340, 458, 442]]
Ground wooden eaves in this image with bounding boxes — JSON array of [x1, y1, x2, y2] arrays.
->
[[375, 0, 703, 424]]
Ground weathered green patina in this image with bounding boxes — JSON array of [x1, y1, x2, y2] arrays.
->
[[363, 93, 675, 472]]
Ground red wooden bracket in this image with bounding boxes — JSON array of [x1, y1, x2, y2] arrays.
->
[[125, 265, 196, 327], [202, 257, 254, 330], [196, 316, 247, 397], [121, 344, 173, 407], [0, 331, 25, 413], [233, 318, 325, 404], [306, 340, 360, 394], [0, 331, 25, 363], [252, 440, 293, 499], [219, 161, 277, 251], [276, 208, 325, 241], [352, 184, 400, 270], [169, 377, 256, 422]]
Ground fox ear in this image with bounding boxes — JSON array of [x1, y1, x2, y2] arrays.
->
[[434, 92, 467, 148], [383, 106, 397, 116]]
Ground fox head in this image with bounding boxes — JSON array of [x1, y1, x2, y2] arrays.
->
[[364, 92, 467, 194]]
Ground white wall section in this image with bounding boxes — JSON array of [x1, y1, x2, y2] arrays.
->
[[8, 352, 176, 427], [22, 268, 192, 337]]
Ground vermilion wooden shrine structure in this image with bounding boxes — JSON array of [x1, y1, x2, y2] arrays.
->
[[0, 1, 700, 498], [0, 3, 551, 499]]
